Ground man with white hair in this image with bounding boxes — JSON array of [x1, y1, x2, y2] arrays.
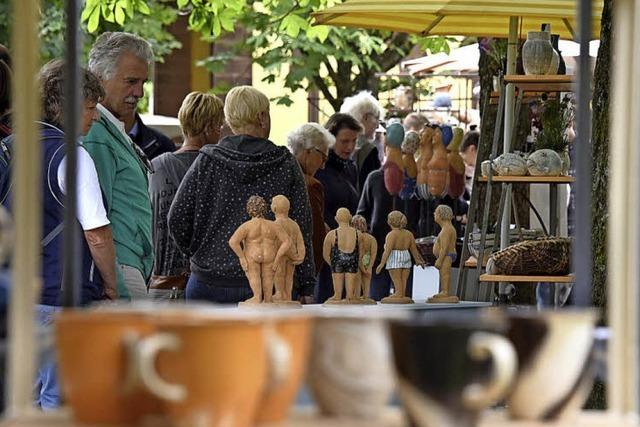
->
[[169, 86, 316, 304], [340, 91, 385, 192], [84, 32, 156, 299]]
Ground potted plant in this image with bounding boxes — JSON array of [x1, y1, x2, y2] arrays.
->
[[530, 95, 575, 175]]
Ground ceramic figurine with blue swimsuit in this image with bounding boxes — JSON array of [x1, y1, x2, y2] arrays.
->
[[428, 204, 460, 303]]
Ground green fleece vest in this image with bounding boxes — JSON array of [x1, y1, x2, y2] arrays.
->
[[83, 111, 154, 289]]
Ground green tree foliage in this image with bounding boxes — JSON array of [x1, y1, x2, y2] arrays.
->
[[80, 0, 451, 111]]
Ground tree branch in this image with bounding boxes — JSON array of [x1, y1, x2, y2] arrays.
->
[[312, 75, 339, 111], [376, 32, 412, 71]]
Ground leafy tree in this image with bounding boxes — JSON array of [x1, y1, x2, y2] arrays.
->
[[81, 0, 451, 111]]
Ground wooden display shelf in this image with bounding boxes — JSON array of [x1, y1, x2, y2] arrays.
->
[[503, 74, 574, 92], [477, 176, 575, 183], [0, 408, 636, 427], [479, 274, 575, 283]]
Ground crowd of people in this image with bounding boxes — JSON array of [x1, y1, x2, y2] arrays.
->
[[0, 31, 482, 409]]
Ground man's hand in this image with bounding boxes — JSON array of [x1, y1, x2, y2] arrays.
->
[[435, 259, 442, 269], [376, 264, 383, 275], [239, 257, 248, 272]]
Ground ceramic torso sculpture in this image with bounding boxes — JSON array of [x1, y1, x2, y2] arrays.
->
[[447, 127, 466, 199], [323, 208, 364, 304], [229, 195, 291, 304], [383, 123, 405, 197], [400, 130, 420, 200], [416, 126, 434, 200], [376, 211, 426, 304], [428, 205, 460, 303], [271, 195, 306, 304], [351, 215, 378, 304], [427, 128, 449, 198]]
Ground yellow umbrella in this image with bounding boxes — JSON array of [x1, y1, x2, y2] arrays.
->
[[313, 0, 603, 39]]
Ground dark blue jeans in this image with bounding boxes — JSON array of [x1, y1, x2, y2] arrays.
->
[[185, 275, 253, 304]]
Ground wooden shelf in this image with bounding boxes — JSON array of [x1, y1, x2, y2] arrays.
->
[[0, 409, 636, 427], [477, 175, 575, 183], [504, 74, 574, 84], [479, 274, 575, 283]]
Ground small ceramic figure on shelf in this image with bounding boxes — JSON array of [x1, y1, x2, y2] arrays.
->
[[376, 211, 426, 304], [229, 195, 291, 304], [271, 195, 306, 304], [428, 205, 460, 303], [382, 123, 405, 197], [399, 130, 420, 200], [323, 208, 362, 304], [351, 215, 377, 304], [427, 127, 449, 198]]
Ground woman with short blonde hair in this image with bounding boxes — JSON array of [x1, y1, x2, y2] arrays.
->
[[148, 91, 224, 299], [178, 91, 224, 139], [224, 85, 270, 134]]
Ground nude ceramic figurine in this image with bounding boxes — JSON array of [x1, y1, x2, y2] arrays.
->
[[271, 195, 305, 304], [229, 195, 291, 304], [376, 211, 426, 304], [323, 208, 362, 304], [351, 215, 377, 304], [428, 204, 460, 303], [416, 125, 434, 200]]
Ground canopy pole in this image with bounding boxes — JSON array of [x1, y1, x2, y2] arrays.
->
[[498, 17, 519, 298], [6, 0, 41, 417]]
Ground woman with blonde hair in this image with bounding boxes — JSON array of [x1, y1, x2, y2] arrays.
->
[[149, 91, 224, 299]]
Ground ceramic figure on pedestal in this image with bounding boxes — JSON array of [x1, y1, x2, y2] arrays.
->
[[400, 130, 420, 200], [447, 127, 466, 199], [323, 208, 363, 304], [351, 215, 377, 304], [271, 195, 306, 304], [229, 196, 292, 304], [428, 205, 460, 303], [416, 126, 434, 200], [376, 211, 426, 304], [383, 122, 405, 197]]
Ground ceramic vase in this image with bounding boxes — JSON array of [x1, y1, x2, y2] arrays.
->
[[522, 31, 554, 75]]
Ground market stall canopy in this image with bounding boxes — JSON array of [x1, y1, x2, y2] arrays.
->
[[312, 0, 603, 39]]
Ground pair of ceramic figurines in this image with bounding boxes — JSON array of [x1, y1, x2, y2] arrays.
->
[[228, 195, 305, 305], [322, 205, 458, 305]]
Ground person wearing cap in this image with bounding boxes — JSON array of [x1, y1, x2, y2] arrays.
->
[[357, 123, 419, 301]]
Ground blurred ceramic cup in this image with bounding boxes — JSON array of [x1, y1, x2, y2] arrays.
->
[[130, 309, 293, 427], [253, 310, 313, 424], [307, 308, 396, 419], [55, 308, 161, 425], [389, 315, 517, 427], [505, 309, 597, 421]]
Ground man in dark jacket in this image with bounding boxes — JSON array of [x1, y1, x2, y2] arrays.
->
[[129, 112, 176, 160], [168, 86, 315, 304]]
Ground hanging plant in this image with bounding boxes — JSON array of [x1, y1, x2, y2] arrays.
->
[[533, 96, 575, 152]]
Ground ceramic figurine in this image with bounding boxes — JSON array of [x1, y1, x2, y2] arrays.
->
[[383, 123, 405, 197], [271, 195, 306, 304], [400, 130, 420, 200], [416, 125, 434, 200], [492, 152, 528, 176], [428, 205, 460, 303], [351, 215, 377, 304], [447, 127, 466, 199], [229, 195, 291, 304], [376, 211, 426, 304], [527, 149, 563, 176], [427, 127, 449, 197], [323, 208, 363, 304]]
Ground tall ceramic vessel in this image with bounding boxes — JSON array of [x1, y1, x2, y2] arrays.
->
[[522, 31, 554, 75]]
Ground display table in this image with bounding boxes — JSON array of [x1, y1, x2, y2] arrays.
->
[[300, 301, 492, 311], [0, 408, 637, 427]]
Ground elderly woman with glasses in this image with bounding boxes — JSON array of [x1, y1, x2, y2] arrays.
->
[[287, 123, 334, 275]]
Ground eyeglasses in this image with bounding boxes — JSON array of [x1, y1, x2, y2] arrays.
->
[[313, 148, 328, 163]]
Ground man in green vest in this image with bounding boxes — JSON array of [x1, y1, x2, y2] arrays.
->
[[84, 32, 154, 299]]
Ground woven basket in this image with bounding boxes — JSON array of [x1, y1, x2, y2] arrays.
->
[[468, 229, 545, 263], [487, 237, 572, 275]]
